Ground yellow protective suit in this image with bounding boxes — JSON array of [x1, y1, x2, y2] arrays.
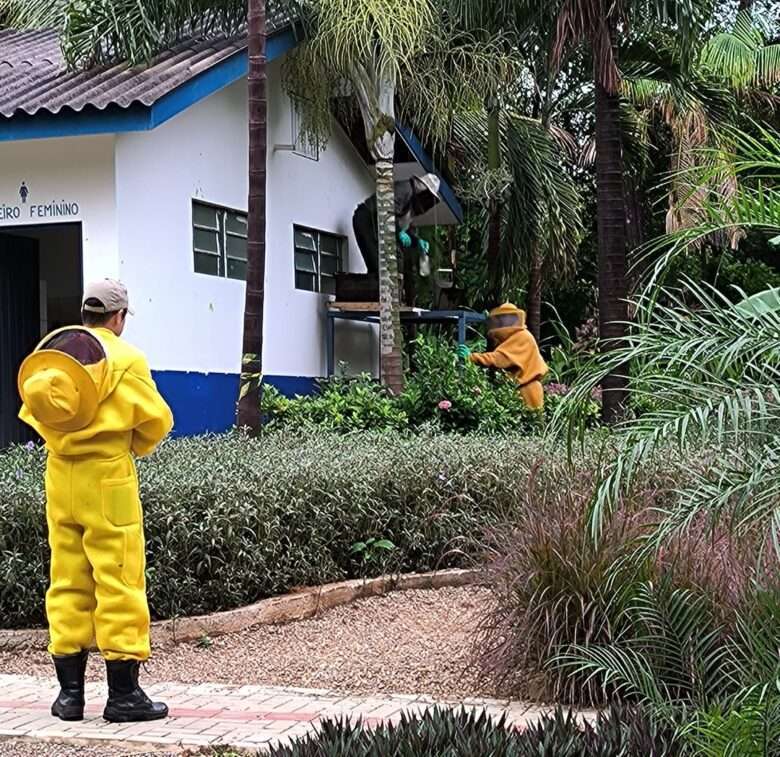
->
[[18, 326, 173, 661], [470, 304, 548, 410]]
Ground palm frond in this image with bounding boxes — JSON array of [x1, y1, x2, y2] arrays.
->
[[551, 278, 780, 547], [63, 0, 248, 66], [554, 581, 732, 717], [701, 8, 780, 90], [0, 0, 68, 29]]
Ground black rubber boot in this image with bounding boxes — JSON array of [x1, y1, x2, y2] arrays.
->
[[51, 651, 89, 721], [103, 660, 168, 723]]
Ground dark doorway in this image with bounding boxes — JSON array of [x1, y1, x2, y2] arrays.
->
[[0, 234, 40, 447], [0, 224, 83, 447]]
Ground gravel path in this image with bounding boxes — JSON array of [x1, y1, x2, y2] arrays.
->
[[0, 586, 497, 700]]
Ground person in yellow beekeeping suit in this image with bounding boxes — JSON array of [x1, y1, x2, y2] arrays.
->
[[17, 280, 173, 724], [458, 303, 548, 409]]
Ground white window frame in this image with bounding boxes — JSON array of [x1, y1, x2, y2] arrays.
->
[[192, 200, 248, 281], [293, 226, 345, 295]]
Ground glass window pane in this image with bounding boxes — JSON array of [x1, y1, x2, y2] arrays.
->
[[227, 258, 247, 281], [193, 202, 219, 229], [194, 228, 219, 253], [294, 228, 317, 251], [295, 271, 317, 291], [321, 275, 336, 295], [226, 212, 247, 236], [195, 252, 220, 276], [295, 250, 317, 273], [320, 234, 341, 255], [226, 234, 247, 260], [321, 253, 339, 276]]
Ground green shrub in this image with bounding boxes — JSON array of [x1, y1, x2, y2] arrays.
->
[[0, 430, 556, 628], [401, 335, 540, 433], [265, 704, 683, 756], [261, 375, 408, 432], [261, 335, 540, 434]]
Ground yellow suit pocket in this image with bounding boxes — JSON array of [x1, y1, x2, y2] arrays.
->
[[102, 477, 141, 527]]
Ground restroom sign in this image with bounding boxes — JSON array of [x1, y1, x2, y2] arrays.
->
[[1, 182, 80, 221]]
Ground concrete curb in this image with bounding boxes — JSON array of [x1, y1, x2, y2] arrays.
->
[[0, 568, 483, 652]]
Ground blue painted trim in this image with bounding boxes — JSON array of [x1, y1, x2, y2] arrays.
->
[[152, 369, 317, 437], [266, 374, 318, 398], [0, 104, 151, 141], [148, 49, 249, 129], [0, 27, 299, 142], [397, 124, 464, 224]]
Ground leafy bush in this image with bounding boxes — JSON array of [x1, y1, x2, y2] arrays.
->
[[261, 375, 408, 432], [0, 430, 557, 628], [266, 704, 683, 756], [262, 335, 541, 434]]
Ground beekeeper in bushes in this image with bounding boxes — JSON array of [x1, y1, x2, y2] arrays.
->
[[17, 280, 173, 723], [459, 302, 548, 409]]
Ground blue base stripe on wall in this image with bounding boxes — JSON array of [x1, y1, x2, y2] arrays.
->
[[152, 370, 317, 437]]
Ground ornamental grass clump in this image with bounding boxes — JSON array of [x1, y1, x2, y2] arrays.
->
[[471, 441, 776, 708]]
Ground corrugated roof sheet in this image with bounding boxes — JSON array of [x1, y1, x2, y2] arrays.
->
[[0, 10, 293, 119]]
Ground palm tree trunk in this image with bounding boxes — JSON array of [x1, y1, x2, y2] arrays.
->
[[237, 0, 267, 432], [376, 159, 404, 393], [594, 76, 628, 424], [486, 100, 502, 302], [351, 61, 404, 394], [526, 244, 543, 341]]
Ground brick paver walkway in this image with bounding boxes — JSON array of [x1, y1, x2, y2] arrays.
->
[[0, 674, 590, 752]]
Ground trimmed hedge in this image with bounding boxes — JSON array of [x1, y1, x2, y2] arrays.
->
[[0, 430, 550, 628]]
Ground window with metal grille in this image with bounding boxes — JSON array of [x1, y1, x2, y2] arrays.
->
[[193, 200, 248, 281], [294, 226, 345, 295], [292, 98, 319, 161]]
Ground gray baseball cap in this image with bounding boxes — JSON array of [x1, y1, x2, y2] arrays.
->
[[82, 279, 134, 315]]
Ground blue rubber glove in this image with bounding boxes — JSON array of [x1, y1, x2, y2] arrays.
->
[[399, 231, 413, 248], [418, 238, 430, 255], [456, 344, 471, 359]]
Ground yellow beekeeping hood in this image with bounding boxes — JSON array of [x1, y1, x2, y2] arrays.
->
[[18, 327, 110, 433], [486, 303, 527, 342]]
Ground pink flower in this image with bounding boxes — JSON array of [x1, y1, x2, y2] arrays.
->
[[545, 383, 570, 397], [438, 400, 452, 411]]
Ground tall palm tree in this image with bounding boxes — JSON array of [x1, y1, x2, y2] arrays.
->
[[284, 0, 507, 393], [446, 1, 525, 305], [4, 0, 271, 432], [621, 9, 780, 253], [449, 109, 583, 341], [237, 0, 268, 432], [515, 0, 711, 423]]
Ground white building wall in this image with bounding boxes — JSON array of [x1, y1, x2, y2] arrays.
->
[[115, 58, 376, 380], [0, 135, 118, 280]]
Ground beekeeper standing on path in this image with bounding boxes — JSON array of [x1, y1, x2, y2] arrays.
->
[[17, 279, 173, 724]]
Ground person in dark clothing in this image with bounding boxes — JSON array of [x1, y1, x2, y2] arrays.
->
[[352, 173, 441, 274]]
